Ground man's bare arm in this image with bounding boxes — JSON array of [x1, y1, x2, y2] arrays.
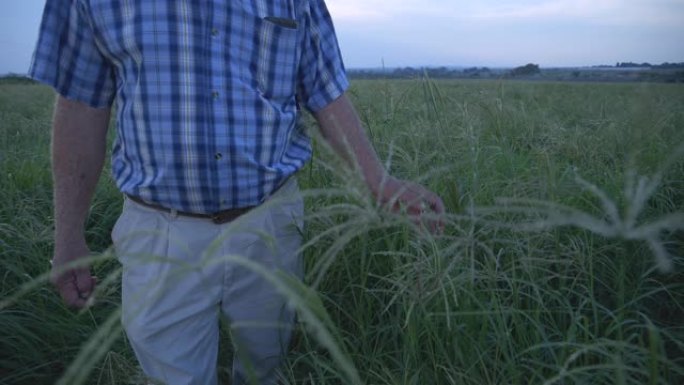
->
[[51, 95, 111, 308], [313, 93, 445, 233]]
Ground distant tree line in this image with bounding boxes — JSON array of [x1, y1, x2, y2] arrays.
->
[[348, 63, 542, 80], [349, 66, 497, 80], [346, 61, 684, 83], [615, 62, 684, 69]]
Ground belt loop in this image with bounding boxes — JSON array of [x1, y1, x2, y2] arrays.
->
[[169, 208, 178, 219]]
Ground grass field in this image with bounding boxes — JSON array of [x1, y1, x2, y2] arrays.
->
[[1, 77, 683, 384]]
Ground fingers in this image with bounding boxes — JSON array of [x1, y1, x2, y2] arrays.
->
[[423, 191, 446, 234], [427, 191, 446, 215], [51, 266, 96, 308], [62, 276, 89, 308], [375, 178, 447, 235], [421, 195, 446, 235], [395, 184, 446, 235]]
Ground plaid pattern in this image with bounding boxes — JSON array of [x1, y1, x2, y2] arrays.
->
[[29, 0, 348, 213]]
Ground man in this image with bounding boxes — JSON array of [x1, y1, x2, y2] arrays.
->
[[30, 0, 444, 384]]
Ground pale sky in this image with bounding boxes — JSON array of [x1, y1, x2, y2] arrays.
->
[[1, 0, 683, 74]]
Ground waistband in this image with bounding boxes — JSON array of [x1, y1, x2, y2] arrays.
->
[[125, 194, 253, 224], [124, 176, 295, 224]]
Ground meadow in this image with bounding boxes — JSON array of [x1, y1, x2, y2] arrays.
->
[[1, 77, 683, 384]]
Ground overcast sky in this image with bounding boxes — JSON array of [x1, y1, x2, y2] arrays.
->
[[1, 0, 683, 74]]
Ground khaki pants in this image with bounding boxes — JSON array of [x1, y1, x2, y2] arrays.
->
[[112, 179, 304, 385]]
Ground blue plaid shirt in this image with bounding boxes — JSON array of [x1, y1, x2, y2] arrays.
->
[[29, 0, 348, 213]]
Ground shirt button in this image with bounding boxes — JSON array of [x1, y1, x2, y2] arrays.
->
[[211, 28, 219, 37], [211, 91, 219, 100], [215, 152, 223, 160]]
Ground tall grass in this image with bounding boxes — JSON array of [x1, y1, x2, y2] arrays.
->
[[1, 77, 683, 384]]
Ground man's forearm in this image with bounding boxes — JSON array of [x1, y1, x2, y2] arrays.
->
[[313, 92, 387, 193], [314, 92, 446, 233], [51, 96, 111, 247]]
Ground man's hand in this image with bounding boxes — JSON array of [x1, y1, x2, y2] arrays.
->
[[51, 240, 96, 308], [373, 176, 445, 234]]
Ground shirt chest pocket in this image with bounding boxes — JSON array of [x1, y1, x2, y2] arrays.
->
[[252, 17, 300, 102]]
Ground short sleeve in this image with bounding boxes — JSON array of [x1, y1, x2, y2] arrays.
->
[[28, 0, 115, 108], [297, 0, 349, 112]]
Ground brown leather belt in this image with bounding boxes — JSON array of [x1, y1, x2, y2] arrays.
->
[[125, 195, 254, 224]]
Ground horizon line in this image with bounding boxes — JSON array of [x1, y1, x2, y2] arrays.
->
[[2, 60, 683, 77]]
